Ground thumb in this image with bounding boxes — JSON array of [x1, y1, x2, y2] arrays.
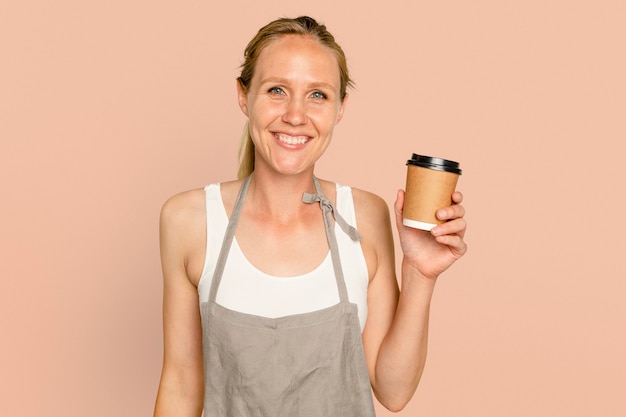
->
[[394, 189, 405, 227]]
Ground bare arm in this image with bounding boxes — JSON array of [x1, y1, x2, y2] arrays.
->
[[154, 191, 206, 417], [358, 189, 467, 412]]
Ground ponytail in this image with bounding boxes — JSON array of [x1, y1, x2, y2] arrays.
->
[[237, 121, 255, 179]]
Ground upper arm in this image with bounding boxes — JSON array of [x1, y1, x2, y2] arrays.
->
[[155, 191, 205, 413], [353, 190, 400, 384]]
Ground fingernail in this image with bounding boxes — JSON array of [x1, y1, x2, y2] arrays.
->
[[437, 209, 447, 220]]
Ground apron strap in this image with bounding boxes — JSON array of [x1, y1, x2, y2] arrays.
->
[[302, 177, 360, 303], [208, 175, 252, 302]]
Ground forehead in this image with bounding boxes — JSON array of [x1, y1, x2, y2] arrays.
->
[[253, 35, 341, 86]]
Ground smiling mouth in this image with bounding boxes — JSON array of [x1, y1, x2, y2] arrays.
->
[[274, 133, 310, 145]]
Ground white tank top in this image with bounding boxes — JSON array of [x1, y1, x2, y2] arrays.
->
[[197, 182, 370, 330]]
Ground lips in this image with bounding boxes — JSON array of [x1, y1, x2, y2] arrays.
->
[[274, 133, 310, 145]]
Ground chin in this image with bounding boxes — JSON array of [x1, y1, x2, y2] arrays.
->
[[269, 160, 314, 176]]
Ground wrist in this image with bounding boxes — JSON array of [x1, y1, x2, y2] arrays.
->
[[402, 258, 438, 281], [401, 260, 437, 293]]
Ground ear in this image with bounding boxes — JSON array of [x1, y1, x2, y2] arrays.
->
[[336, 92, 349, 124], [236, 79, 249, 117]]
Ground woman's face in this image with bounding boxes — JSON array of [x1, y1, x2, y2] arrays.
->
[[237, 34, 347, 176]]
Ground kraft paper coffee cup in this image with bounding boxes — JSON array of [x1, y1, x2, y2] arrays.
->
[[403, 154, 462, 231]]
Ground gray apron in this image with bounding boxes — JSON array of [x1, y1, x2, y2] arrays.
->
[[200, 176, 376, 417]]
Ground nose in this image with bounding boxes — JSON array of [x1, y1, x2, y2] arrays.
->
[[282, 97, 307, 125]]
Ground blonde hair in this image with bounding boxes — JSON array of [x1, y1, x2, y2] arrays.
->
[[236, 16, 354, 179]]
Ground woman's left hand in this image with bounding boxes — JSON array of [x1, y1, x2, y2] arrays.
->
[[394, 190, 468, 280]]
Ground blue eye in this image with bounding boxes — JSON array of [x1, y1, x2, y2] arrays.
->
[[268, 87, 285, 95], [311, 91, 327, 99]]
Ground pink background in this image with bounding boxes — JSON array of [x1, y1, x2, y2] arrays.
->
[[2, 1, 625, 416]]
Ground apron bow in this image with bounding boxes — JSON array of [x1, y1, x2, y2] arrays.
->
[[302, 191, 362, 242]]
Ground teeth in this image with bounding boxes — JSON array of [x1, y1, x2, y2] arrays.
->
[[276, 134, 308, 145]]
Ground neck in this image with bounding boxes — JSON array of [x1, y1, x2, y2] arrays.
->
[[246, 167, 319, 220]]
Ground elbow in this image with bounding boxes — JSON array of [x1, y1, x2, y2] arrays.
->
[[381, 399, 409, 413], [374, 390, 413, 413]]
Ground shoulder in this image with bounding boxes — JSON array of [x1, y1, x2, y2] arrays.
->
[[160, 188, 207, 249], [319, 179, 386, 209], [160, 188, 206, 228], [318, 179, 390, 226], [351, 187, 391, 227], [159, 188, 209, 284]]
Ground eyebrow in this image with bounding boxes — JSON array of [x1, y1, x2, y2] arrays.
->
[[259, 77, 337, 91]]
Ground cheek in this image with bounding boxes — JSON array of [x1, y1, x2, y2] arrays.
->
[[249, 101, 282, 123], [311, 108, 341, 130]]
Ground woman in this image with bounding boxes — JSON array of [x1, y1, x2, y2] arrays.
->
[[154, 16, 467, 416]]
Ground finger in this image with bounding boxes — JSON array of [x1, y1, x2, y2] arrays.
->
[[432, 218, 466, 238], [436, 204, 465, 221], [394, 189, 405, 214], [434, 234, 468, 257], [452, 191, 463, 204], [394, 189, 406, 228]]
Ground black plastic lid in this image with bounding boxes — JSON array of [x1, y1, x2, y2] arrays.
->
[[406, 153, 462, 175]]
